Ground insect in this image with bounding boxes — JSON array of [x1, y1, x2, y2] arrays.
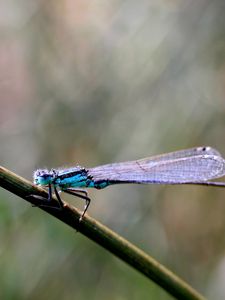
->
[[33, 146, 225, 220]]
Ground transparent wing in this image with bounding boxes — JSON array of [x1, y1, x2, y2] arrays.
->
[[89, 147, 225, 184]]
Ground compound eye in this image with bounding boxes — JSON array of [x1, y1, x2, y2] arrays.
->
[[33, 169, 52, 186]]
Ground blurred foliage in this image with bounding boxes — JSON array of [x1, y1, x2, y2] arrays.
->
[[1, 0, 225, 299]]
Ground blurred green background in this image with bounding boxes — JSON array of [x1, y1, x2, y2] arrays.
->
[[1, 1, 225, 299]]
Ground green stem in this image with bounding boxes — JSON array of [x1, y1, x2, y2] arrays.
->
[[0, 166, 205, 300]]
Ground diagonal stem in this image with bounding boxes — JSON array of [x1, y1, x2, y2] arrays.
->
[[0, 166, 205, 300]]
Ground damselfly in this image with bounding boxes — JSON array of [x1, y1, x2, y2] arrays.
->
[[33, 146, 225, 220]]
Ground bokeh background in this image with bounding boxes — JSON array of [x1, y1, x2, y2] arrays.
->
[[1, 1, 225, 299]]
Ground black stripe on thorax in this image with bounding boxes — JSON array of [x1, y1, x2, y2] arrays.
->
[[57, 168, 88, 180]]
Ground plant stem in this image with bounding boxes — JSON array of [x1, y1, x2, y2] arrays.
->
[[0, 166, 205, 300]]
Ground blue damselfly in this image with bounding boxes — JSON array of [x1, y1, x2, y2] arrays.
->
[[34, 146, 225, 220]]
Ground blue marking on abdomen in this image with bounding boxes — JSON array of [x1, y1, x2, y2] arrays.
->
[[93, 180, 109, 189]]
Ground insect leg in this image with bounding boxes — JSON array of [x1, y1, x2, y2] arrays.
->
[[30, 184, 63, 210], [63, 188, 91, 221], [53, 185, 64, 209]]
